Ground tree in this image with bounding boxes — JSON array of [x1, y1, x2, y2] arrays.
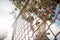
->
[[11, 0, 56, 40]]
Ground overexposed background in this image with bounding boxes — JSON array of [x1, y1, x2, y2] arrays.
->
[[0, 0, 15, 40]]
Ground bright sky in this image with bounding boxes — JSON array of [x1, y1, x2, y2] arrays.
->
[[0, 0, 15, 40]]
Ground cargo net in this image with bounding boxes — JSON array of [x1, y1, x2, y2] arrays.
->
[[19, 13, 60, 40], [12, 0, 60, 40]]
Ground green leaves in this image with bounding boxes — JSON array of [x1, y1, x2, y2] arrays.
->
[[26, 16, 34, 22], [12, 0, 55, 23], [18, 0, 25, 3], [13, 0, 25, 3], [48, 15, 52, 20], [48, 12, 55, 21], [22, 15, 34, 22]]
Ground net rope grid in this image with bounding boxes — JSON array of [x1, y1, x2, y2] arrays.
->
[[12, 0, 60, 40]]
